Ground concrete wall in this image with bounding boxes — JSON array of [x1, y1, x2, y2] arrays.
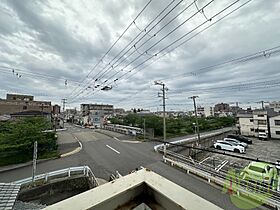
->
[[239, 117, 254, 136], [269, 115, 280, 139], [18, 176, 93, 206]]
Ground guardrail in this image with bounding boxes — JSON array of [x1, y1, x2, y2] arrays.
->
[[154, 128, 231, 152], [13, 166, 99, 187], [163, 154, 280, 209]]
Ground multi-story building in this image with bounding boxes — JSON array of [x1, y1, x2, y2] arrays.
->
[[214, 103, 230, 113], [52, 104, 61, 115], [81, 104, 114, 116], [237, 109, 279, 139], [0, 94, 52, 115], [269, 115, 280, 139], [80, 104, 114, 127], [268, 101, 280, 112], [197, 106, 213, 117], [252, 109, 269, 137], [236, 111, 254, 136]]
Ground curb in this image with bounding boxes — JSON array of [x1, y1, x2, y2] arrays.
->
[[0, 136, 83, 173], [60, 136, 83, 158], [95, 130, 142, 144], [0, 157, 58, 173]]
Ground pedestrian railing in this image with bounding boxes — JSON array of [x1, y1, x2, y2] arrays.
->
[[13, 166, 99, 187], [163, 154, 280, 209], [154, 128, 231, 152]]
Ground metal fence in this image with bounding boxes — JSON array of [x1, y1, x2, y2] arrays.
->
[[13, 166, 99, 187], [163, 152, 280, 209]]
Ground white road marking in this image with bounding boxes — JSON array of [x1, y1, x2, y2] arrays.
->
[[215, 160, 229, 172], [199, 156, 211, 165], [106, 145, 120, 154]]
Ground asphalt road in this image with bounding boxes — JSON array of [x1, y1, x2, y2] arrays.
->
[[0, 124, 269, 210]]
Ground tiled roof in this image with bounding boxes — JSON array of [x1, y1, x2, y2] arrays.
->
[[0, 183, 21, 210]]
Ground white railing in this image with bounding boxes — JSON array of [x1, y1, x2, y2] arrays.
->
[[164, 155, 280, 209], [154, 128, 231, 152], [13, 166, 98, 187]]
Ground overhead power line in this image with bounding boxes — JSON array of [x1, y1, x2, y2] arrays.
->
[[68, 0, 255, 104], [68, 0, 153, 99], [70, 0, 219, 102], [68, 0, 186, 101]]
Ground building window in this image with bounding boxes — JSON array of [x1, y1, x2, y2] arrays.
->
[[250, 119, 253, 122], [275, 120, 280, 126], [23, 106, 27, 110], [276, 131, 280, 135], [250, 128, 254, 132], [258, 115, 265, 117], [259, 129, 265, 132], [258, 120, 267, 125]]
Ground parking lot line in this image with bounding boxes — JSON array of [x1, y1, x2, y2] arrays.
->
[[199, 156, 211, 165], [215, 160, 229, 172]]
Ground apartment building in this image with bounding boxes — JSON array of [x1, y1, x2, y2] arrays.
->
[[268, 101, 280, 112], [236, 111, 254, 136], [197, 106, 213, 117], [80, 104, 114, 116], [237, 109, 279, 139], [0, 94, 52, 115], [269, 115, 280, 139]]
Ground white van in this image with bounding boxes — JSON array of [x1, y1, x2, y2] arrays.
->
[[258, 132, 268, 140]]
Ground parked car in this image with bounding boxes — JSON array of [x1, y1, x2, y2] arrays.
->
[[240, 162, 277, 186], [222, 138, 248, 148], [214, 141, 245, 153], [227, 134, 252, 144], [258, 132, 268, 140]]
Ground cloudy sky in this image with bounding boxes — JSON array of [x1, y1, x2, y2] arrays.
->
[[0, 0, 279, 111]]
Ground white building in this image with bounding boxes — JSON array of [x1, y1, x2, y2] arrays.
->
[[268, 101, 280, 112], [237, 112, 254, 136], [269, 115, 280, 139], [196, 106, 213, 117], [252, 110, 269, 137], [204, 106, 214, 117]]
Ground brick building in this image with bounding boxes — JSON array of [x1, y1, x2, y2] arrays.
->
[[0, 94, 52, 115]]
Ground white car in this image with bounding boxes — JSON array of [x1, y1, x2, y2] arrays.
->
[[214, 141, 245, 153], [222, 138, 248, 148]]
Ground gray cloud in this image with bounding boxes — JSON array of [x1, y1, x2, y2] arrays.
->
[[0, 0, 279, 111]]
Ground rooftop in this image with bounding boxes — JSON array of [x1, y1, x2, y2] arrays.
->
[[44, 169, 222, 210]]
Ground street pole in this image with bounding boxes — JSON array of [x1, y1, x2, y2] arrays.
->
[[189, 96, 201, 144], [143, 118, 146, 141], [32, 141, 38, 184], [61, 99, 67, 128], [163, 83, 166, 142], [155, 81, 167, 156]]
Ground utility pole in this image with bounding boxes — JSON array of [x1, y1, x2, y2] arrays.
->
[[143, 118, 146, 141], [32, 141, 38, 184], [41, 104, 44, 116], [61, 99, 67, 128], [155, 81, 168, 142], [155, 81, 167, 157], [189, 96, 201, 144]]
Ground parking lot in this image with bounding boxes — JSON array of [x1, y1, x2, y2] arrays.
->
[[201, 138, 280, 172]]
